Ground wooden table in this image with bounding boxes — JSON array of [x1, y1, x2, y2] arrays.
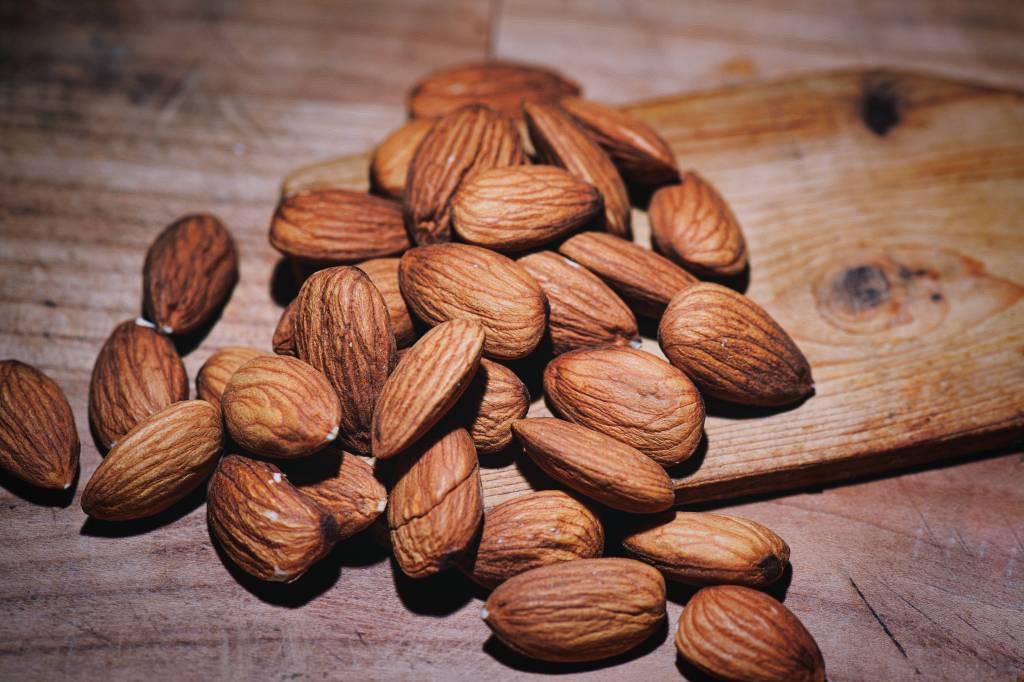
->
[[1, 2, 1022, 680]]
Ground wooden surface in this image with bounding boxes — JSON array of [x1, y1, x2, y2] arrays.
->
[[2, 2, 1023, 681]]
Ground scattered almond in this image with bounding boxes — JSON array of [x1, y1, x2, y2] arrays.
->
[[457, 358, 529, 454], [288, 449, 387, 541], [370, 118, 435, 199], [272, 299, 298, 356], [195, 346, 266, 408]]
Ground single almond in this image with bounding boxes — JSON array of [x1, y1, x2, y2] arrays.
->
[[272, 299, 298, 356], [357, 257, 416, 347], [370, 118, 435, 200], [196, 346, 267, 408], [286, 449, 387, 541], [659, 282, 814, 406], [457, 358, 529, 454]]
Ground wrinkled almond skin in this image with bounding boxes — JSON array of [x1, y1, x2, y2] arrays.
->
[[457, 358, 529, 454], [459, 490, 603, 588], [623, 512, 790, 587], [512, 418, 674, 514], [408, 60, 581, 120], [659, 283, 814, 406], [207, 455, 338, 582], [404, 105, 525, 245], [560, 97, 679, 186], [357, 257, 416, 347], [0, 360, 79, 490], [89, 320, 189, 450], [482, 558, 666, 663], [372, 320, 485, 460], [287, 449, 387, 541], [649, 173, 748, 277], [293, 266, 397, 454], [451, 166, 602, 251], [676, 586, 826, 682], [559, 231, 696, 317], [524, 102, 631, 239], [143, 214, 238, 335], [370, 118, 435, 200], [399, 244, 547, 360], [517, 251, 638, 355], [269, 189, 410, 264], [196, 346, 266, 408], [544, 346, 704, 467], [272, 300, 297, 356], [222, 355, 341, 459], [388, 425, 483, 578], [81, 400, 223, 520]]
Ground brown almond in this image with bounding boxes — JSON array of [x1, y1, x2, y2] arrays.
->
[[544, 346, 704, 467], [357, 257, 416, 347], [659, 283, 814, 406], [517, 251, 638, 355], [457, 358, 529, 454], [399, 244, 547, 360], [559, 231, 696, 317], [293, 266, 397, 454], [524, 101, 631, 239], [207, 455, 338, 582], [676, 586, 826, 682], [143, 214, 238, 335], [388, 425, 483, 578], [0, 360, 79, 490], [288, 449, 387, 541], [272, 299, 297, 356], [196, 346, 266, 408], [89, 319, 189, 450], [81, 400, 223, 520], [649, 172, 748, 277], [560, 97, 679, 186], [623, 512, 790, 586], [460, 490, 603, 588], [451, 165, 602, 251], [482, 558, 666, 663], [370, 118, 435, 200], [512, 418, 674, 513]]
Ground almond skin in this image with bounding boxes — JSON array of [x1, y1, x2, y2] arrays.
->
[[659, 283, 814, 406], [404, 104, 526, 245], [517, 251, 639, 355], [196, 346, 266, 408], [459, 490, 603, 588], [143, 214, 238, 335], [559, 231, 697, 317], [388, 425, 483, 578], [623, 512, 790, 587], [372, 320, 485, 460], [544, 346, 704, 467], [89, 319, 189, 450], [512, 418, 674, 513], [457, 358, 529, 454], [287, 449, 387, 541], [293, 266, 397, 454], [451, 165, 602, 251], [560, 97, 679, 186], [207, 455, 338, 582], [370, 118, 434, 200], [649, 172, 748, 277], [272, 300, 297, 356], [676, 586, 826, 682], [81, 400, 223, 520], [0, 360, 79, 490], [222, 355, 341, 459], [399, 244, 547, 360], [482, 558, 666, 663], [524, 101, 631, 239], [357, 257, 416, 347]]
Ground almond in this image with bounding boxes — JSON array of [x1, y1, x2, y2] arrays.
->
[[0, 360, 79, 490], [676, 585, 825, 682], [142, 214, 238, 335], [451, 165, 602, 251], [388, 424, 483, 578], [369, 118, 434, 200], [659, 282, 814, 406], [293, 266, 397, 454], [517, 251, 638, 355], [408, 60, 581, 120], [559, 231, 696, 317], [287, 449, 387, 541], [560, 97, 679, 186], [272, 300, 297, 356], [399, 244, 547, 360], [457, 358, 529, 454], [482, 558, 666, 663], [544, 346, 704, 467], [357, 257, 416, 347], [207, 455, 338, 582], [89, 319, 189, 450], [649, 172, 748, 277], [222, 355, 341, 459], [269, 189, 410, 264], [524, 101, 631, 239], [196, 346, 266, 408], [372, 320, 484, 459], [512, 418, 674, 513], [81, 400, 223, 520], [459, 490, 603, 588], [623, 512, 790, 586]]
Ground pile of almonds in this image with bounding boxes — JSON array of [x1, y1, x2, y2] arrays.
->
[[0, 60, 825, 680]]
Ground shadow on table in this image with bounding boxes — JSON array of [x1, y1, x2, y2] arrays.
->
[[80, 481, 206, 537], [0, 465, 78, 507], [391, 557, 482, 616]]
